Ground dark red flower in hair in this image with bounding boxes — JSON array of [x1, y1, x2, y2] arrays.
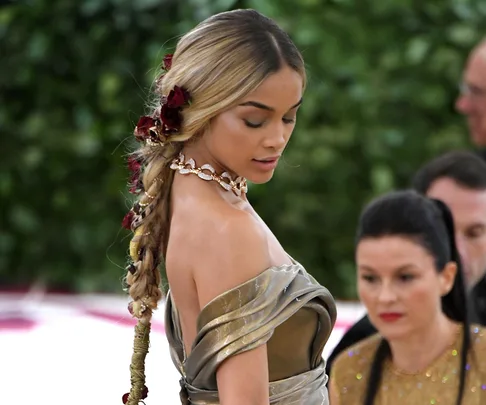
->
[[134, 116, 156, 142], [127, 156, 142, 175], [158, 86, 190, 130], [167, 86, 190, 108], [127, 156, 143, 194], [160, 103, 182, 129], [122, 210, 134, 230], [129, 174, 143, 195], [121, 386, 148, 404], [162, 54, 173, 71]]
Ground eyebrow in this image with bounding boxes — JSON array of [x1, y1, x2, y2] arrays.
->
[[238, 98, 303, 112], [359, 264, 415, 273]]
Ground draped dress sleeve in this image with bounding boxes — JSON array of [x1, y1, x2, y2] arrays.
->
[[164, 262, 337, 405]]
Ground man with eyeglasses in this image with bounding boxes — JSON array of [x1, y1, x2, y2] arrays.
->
[[456, 39, 486, 150]]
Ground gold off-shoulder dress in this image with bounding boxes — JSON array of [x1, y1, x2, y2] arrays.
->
[[165, 262, 337, 404], [330, 324, 486, 405]]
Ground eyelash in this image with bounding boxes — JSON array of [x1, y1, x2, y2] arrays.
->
[[244, 120, 262, 129], [244, 117, 295, 129], [399, 274, 414, 282], [361, 275, 376, 283], [360, 274, 415, 283]]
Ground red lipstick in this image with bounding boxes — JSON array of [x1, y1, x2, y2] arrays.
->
[[379, 313, 403, 322]]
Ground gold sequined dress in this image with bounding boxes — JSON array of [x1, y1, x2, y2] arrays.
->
[[165, 262, 337, 404], [330, 324, 486, 405]]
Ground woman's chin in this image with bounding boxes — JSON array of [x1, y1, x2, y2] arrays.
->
[[247, 175, 273, 185]]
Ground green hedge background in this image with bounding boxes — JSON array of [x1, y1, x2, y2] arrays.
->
[[1, 0, 484, 298]]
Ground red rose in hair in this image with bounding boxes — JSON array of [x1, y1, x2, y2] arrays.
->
[[167, 86, 190, 108], [122, 210, 134, 230], [163, 54, 173, 71], [121, 386, 148, 404], [160, 103, 182, 129], [127, 156, 141, 175], [129, 175, 143, 194], [134, 116, 156, 141], [127, 156, 143, 194]]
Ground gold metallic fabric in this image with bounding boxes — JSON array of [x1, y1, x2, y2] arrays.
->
[[330, 324, 486, 405], [165, 263, 337, 404]]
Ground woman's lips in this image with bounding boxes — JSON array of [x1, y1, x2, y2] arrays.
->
[[379, 313, 404, 322], [252, 157, 279, 170]]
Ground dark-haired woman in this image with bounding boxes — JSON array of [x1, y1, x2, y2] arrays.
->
[[330, 190, 486, 405]]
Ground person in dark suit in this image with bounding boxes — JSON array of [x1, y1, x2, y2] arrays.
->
[[326, 150, 486, 376]]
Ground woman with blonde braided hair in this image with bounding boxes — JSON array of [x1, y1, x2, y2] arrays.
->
[[120, 9, 336, 405]]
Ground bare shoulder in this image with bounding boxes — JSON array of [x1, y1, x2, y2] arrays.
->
[[169, 195, 272, 310], [193, 202, 271, 309]]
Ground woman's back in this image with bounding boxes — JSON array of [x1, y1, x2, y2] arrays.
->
[[165, 154, 336, 404], [166, 169, 291, 358]]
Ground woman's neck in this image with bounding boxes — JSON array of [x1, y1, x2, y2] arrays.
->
[[388, 316, 459, 374], [176, 145, 249, 203], [181, 144, 232, 177]]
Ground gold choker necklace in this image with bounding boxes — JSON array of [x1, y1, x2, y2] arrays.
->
[[170, 153, 248, 197]]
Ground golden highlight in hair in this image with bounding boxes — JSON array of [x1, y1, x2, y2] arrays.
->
[[121, 9, 305, 404]]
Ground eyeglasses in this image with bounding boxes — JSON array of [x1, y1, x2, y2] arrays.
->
[[459, 81, 486, 99]]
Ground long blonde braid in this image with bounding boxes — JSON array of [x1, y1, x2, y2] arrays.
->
[[122, 142, 183, 405], [120, 9, 307, 404]]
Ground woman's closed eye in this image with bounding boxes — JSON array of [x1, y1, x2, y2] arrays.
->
[[243, 116, 296, 129], [244, 119, 264, 128], [282, 116, 296, 124]]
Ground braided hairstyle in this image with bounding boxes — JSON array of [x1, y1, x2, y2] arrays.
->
[[356, 190, 470, 405], [119, 9, 306, 404]]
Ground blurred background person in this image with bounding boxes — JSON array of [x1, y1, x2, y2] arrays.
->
[[456, 39, 486, 157], [414, 151, 486, 297], [329, 190, 486, 405], [326, 150, 486, 375]]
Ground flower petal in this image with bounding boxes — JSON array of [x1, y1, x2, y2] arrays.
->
[[122, 211, 134, 230], [127, 157, 142, 174], [160, 104, 182, 129], [163, 54, 173, 71]]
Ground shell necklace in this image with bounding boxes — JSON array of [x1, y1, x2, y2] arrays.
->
[[170, 153, 248, 197]]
